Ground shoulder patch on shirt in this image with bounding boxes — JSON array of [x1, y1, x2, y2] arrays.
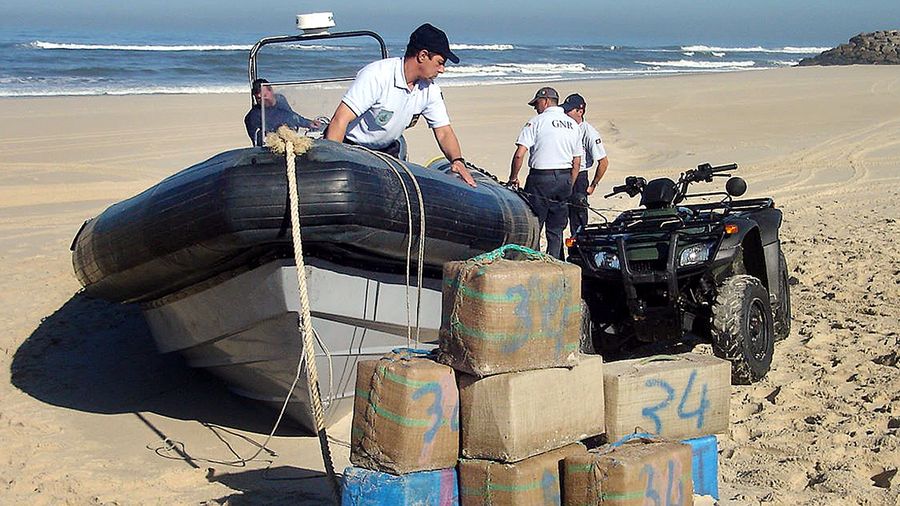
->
[[375, 109, 394, 126], [407, 114, 420, 129]]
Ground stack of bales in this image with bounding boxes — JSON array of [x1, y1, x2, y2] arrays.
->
[[439, 245, 606, 504], [342, 245, 732, 504]]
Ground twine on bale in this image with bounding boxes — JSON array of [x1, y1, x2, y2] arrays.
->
[[265, 125, 340, 502]]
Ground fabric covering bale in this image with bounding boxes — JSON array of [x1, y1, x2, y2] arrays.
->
[[458, 443, 588, 505], [603, 354, 730, 441], [459, 354, 605, 462], [439, 244, 582, 377], [341, 466, 458, 505], [682, 435, 719, 500], [350, 349, 460, 474], [563, 436, 693, 506]]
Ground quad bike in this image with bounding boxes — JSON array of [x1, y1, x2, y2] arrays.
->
[[567, 163, 791, 384]]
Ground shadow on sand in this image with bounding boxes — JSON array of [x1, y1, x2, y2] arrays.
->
[[11, 293, 336, 502]]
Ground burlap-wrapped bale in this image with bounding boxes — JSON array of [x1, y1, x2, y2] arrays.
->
[[603, 354, 730, 442], [350, 349, 460, 474], [459, 354, 605, 462], [459, 443, 588, 505], [563, 436, 694, 506], [439, 244, 581, 377]]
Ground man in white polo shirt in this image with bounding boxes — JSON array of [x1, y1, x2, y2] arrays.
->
[[325, 23, 476, 187], [562, 93, 609, 234], [508, 86, 582, 259]]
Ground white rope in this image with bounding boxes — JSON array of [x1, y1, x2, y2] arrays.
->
[[350, 145, 427, 347], [265, 126, 340, 502]]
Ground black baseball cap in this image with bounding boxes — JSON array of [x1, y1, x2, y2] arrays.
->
[[408, 23, 459, 64], [528, 86, 559, 106], [561, 93, 586, 112]]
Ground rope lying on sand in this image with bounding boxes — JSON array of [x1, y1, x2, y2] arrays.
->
[[265, 126, 340, 502]]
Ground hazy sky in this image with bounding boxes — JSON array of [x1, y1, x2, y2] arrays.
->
[[2, 0, 900, 45]]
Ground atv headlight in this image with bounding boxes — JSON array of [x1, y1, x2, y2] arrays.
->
[[678, 242, 714, 267], [593, 250, 621, 270]]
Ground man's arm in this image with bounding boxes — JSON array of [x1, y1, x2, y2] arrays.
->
[[509, 144, 528, 187], [325, 102, 358, 143], [570, 156, 581, 188], [245, 111, 262, 146], [586, 156, 609, 195], [433, 124, 476, 188]]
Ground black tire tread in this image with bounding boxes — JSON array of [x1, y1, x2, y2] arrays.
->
[[711, 275, 774, 385], [773, 252, 792, 341]]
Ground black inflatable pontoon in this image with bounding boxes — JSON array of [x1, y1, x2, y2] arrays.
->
[[72, 140, 540, 303]]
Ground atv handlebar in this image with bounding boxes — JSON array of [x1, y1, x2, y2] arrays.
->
[[686, 163, 738, 184], [604, 176, 647, 198], [603, 162, 739, 204]]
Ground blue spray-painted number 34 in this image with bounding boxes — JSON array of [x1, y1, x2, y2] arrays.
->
[[640, 369, 710, 434]]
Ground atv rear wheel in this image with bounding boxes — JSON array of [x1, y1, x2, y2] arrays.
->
[[711, 275, 775, 384], [773, 252, 791, 341]]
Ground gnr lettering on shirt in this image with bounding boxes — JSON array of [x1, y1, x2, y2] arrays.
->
[[551, 119, 575, 129]]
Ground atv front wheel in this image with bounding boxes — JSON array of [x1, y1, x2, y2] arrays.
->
[[711, 275, 775, 384], [773, 252, 792, 341]]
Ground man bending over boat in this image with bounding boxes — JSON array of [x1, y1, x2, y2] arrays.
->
[[244, 78, 322, 146], [324, 23, 476, 187]]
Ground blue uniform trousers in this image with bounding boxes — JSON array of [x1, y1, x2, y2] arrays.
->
[[568, 171, 590, 234], [524, 169, 572, 260]]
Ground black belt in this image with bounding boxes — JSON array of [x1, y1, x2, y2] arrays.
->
[[532, 168, 571, 174]]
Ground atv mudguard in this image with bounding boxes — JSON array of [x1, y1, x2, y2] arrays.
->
[[713, 207, 784, 297]]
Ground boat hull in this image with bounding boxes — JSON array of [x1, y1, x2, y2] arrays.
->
[[142, 257, 442, 433]]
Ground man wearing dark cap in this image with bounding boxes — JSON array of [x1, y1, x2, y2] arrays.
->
[[325, 23, 475, 187], [562, 93, 609, 234], [244, 78, 321, 146], [508, 86, 582, 259]]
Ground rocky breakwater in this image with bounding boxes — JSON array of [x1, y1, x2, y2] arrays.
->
[[799, 30, 900, 65]]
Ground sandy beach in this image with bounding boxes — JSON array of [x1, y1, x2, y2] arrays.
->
[[1, 65, 899, 504]]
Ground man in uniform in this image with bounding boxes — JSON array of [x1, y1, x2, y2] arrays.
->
[[325, 23, 476, 187], [562, 93, 609, 234], [508, 87, 582, 259]]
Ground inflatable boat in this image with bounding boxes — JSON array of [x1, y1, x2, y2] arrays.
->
[[71, 141, 538, 432], [72, 141, 539, 304], [69, 20, 539, 433]]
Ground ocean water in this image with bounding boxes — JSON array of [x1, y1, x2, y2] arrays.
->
[[0, 29, 830, 97]]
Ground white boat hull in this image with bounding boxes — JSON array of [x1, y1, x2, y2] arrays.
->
[[141, 258, 442, 433]]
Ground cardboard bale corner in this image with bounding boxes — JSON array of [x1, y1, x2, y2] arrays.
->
[[603, 353, 730, 441], [439, 246, 582, 376], [350, 349, 460, 474], [459, 354, 605, 462]]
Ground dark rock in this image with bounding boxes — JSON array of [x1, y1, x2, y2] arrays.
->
[[871, 469, 896, 489], [799, 30, 900, 66]]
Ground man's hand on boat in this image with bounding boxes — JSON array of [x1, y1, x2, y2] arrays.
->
[[451, 159, 477, 188]]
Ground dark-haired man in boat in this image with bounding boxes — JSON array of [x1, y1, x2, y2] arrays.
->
[[244, 78, 322, 146], [324, 23, 476, 188]]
